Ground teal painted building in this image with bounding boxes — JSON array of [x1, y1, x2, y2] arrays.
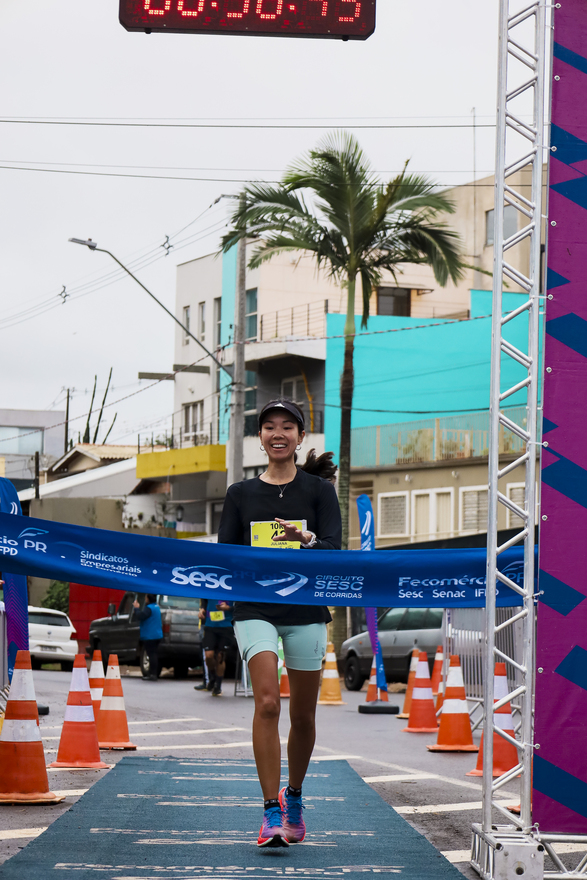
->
[[324, 290, 542, 461]]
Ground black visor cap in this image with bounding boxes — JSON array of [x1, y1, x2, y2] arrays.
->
[[258, 400, 305, 432]]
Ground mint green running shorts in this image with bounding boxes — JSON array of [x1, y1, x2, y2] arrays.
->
[[233, 619, 327, 671]]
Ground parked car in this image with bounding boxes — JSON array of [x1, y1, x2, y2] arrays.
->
[[339, 607, 443, 691], [28, 605, 78, 671], [88, 591, 207, 678]]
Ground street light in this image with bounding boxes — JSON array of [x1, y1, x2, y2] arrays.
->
[[68, 238, 232, 379]]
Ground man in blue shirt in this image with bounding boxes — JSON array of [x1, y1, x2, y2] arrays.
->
[[133, 594, 163, 681], [198, 599, 235, 696]]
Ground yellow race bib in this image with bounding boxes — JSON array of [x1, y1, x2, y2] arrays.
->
[[209, 610, 225, 622], [250, 520, 306, 550]]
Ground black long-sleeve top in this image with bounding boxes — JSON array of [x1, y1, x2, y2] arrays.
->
[[217, 468, 341, 625]]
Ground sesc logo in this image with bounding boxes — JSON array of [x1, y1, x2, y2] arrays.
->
[[255, 572, 308, 597], [501, 560, 525, 586], [171, 564, 233, 590]]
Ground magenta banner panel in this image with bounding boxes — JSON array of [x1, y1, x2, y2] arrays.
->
[[533, 0, 587, 833]]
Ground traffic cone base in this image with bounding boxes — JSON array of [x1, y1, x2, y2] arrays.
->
[[402, 652, 438, 733], [96, 655, 136, 750], [428, 656, 478, 752], [317, 642, 346, 705], [0, 651, 64, 805], [50, 656, 109, 769], [397, 648, 419, 719]]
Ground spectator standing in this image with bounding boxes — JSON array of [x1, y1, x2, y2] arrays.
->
[[133, 594, 163, 681]]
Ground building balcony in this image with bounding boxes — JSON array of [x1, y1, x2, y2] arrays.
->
[[136, 444, 226, 479]]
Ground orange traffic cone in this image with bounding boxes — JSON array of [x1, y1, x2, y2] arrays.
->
[[467, 662, 518, 777], [428, 656, 478, 752], [430, 645, 443, 696], [365, 655, 389, 703], [402, 651, 439, 733], [49, 655, 109, 769], [0, 650, 64, 804], [279, 664, 290, 698], [317, 642, 346, 705], [397, 648, 419, 719], [89, 650, 105, 719], [96, 655, 136, 750], [435, 678, 445, 714]]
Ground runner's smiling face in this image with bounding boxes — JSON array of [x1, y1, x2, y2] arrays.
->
[[260, 413, 304, 465]]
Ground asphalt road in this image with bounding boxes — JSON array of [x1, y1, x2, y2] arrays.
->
[[0, 666, 521, 878]]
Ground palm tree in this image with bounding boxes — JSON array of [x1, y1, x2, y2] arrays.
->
[[222, 133, 464, 551]]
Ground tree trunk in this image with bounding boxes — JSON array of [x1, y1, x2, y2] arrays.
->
[[331, 277, 356, 654]]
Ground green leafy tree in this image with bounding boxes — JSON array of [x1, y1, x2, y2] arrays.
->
[[41, 581, 70, 615], [222, 133, 463, 555]]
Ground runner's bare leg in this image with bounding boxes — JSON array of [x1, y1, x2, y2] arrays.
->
[[287, 668, 322, 789], [248, 650, 281, 800]]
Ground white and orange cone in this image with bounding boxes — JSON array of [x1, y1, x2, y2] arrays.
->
[[397, 648, 419, 719], [365, 655, 389, 703], [430, 645, 443, 697], [96, 655, 136, 750], [467, 662, 518, 777], [317, 642, 346, 705], [88, 649, 105, 720], [402, 651, 439, 733], [435, 678, 445, 714], [49, 655, 108, 769], [428, 655, 478, 752], [279, 664, 290, 699], [0, 650, 64, 804]]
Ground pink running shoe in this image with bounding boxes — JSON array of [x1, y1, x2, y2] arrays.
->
[[257, 805, 289, 848], [279, 786, 306, 843]]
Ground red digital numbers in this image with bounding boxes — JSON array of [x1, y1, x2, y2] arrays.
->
[[119, 0, 375, 39]]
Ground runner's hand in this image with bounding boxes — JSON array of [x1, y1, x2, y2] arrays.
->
[[273, 518, 312, 544]]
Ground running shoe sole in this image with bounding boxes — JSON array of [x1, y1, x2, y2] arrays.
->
[[257, 833, 289, 848]]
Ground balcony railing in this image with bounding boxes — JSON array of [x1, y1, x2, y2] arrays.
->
[[351, 406, 536, 468], [259, 300, 328, 341]]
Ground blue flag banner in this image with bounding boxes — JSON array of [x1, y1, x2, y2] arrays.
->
[[0, 511, 526, 609], [356, 494, 387, 692], [0, 479, 29, 681]]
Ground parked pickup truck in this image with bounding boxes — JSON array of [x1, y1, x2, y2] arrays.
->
[[88, 591, 203, 678]]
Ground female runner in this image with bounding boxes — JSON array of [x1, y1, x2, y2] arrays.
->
[[218, 399, 341, 848]]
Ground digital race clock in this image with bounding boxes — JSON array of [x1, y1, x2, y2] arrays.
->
[[119, 0, 376, 40]]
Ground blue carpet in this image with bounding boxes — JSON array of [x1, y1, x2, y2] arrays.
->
[[1, 757, 463, 879]]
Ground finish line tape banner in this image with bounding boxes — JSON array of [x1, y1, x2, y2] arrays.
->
[[0, 512, 526, 608]]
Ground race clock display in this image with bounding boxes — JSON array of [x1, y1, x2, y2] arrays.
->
[[119, 0, 376, 40]]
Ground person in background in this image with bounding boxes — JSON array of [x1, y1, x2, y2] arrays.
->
[[132, 594, 163, 681], [198, 598, 235, 696]]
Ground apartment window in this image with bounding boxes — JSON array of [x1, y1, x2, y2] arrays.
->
[[245, 288, 258, 341], [198, 302, 206, 342], [281, 376, 304, 401], [377, 287, 411, 317], [184, 401, 204, 441], [411, 488, 454, 541], [214, 297, 222, 348], [0, 426, 43, 455], [182, 305, 190, 345], [377, 492, 409, 537], [506, 482, 540, 529], [244, 370, 258, 437], [459, 485, 488, 533], [486, 204, 518, 246]]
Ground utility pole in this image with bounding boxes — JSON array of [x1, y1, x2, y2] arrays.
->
[[64, 388, 70, 454], [229, 193, 247, 486], [34, 451, 40, 500]]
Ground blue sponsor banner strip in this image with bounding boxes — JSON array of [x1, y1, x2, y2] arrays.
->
[[0, 512, 527, 608]]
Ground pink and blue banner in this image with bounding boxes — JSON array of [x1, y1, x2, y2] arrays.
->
[[0, 479, 29, 681], [533, 0, 587, 833]]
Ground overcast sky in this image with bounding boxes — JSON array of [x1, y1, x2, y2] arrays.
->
[[0, 0, 500, 450]]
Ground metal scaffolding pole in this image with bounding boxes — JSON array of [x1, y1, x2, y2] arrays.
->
[[471, 0, 548, 876]]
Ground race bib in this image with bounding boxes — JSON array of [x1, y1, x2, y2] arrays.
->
[[250, 520, 306, 550], [209, 610, 225, 622]]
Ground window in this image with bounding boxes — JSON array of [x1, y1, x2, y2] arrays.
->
[[214, 297, 222, 348], [198, 301, 206, 342], [245, 288, 258, 341], [184, 401, 204, 441], [486, 205, 518, 246], [459, 486, 488, 533], [377, 492, 409, 537], [182, 305, 190, 344], [377, 287, 411, 316], [244, 465, 265, 479], [398, 608, 427, 630], [378, 608, 405, 631], [281, 376, 304, 401], [0, 426, 43, 455], [506, 482, 540, 529], [411, 488, 454, 540], [28, 611, 69, 627], [424, 609, 443, 629], [118, 594, 135, 615], [244, 370, 258, 437]]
